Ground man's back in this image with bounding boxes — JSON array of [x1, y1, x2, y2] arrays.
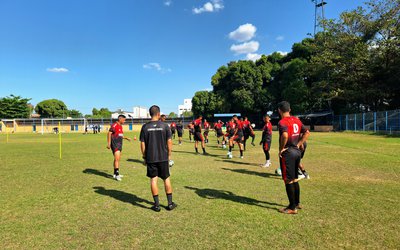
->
[[140, 121, 171, 163]]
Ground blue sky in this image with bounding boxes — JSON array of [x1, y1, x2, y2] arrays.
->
[[0, 0, 365, 115]]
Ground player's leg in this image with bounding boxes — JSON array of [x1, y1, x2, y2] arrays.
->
[[294, 152, 302, 209], [158, 161, 176, 210], [239, 139, 244, 158], [150, 177, 161, 211], [250, 132, 256, 146], [279, 149, 299, 214], [262, 143, 271, 167], [113, 150, 122, 181], [195, 140, 199, 153]]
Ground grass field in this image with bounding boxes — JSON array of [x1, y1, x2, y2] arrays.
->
[[0, 131, 399, 249]]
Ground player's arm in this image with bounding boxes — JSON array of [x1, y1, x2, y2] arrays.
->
[[167, 139, 172, 160], [107, 131, 112, 149], [279, 132, 289, 158], [297, 130, 310, 149]]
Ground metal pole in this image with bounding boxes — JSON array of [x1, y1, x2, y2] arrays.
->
[[345, 114, 348, 131], [362, 113, 365, 131], [385, 111, 388, 132], [354, 114, 357, 131], [374, 112, 377, 132]]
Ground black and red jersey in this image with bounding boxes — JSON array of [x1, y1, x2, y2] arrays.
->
[[214, 123, 222, 130], [109, 122, 124, 148], [262, 121, 272, 143], [242, 120, 251, 128], [278, 116, 308, 148], [170, 122, 176, 128], [203, 122, 210, 131], [194, 119, 202, 133]]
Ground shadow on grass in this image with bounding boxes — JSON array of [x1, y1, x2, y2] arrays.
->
[[127, 158, 145, 165], [173, 150, 220, 158], [93, 186, 153, 209], [221, 167, 279, 179], [83, 168, 113, 179], [215, 159, 258, 166], [185, 186, 282, 210]]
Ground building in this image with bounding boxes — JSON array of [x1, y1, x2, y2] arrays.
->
[[178, 99, 192, 116], [111, 109, 134, 119], [132, 106, 150, 118]]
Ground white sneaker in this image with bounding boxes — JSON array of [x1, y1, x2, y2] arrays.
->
[[262, 162, 271, 168], [298, 174, 305, 180], [227, 152, 233, 159], [240, 156, 244, 159], [113, 175, 122, 181]]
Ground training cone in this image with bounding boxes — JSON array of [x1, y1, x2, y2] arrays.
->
[[134, 135, 137, 141]]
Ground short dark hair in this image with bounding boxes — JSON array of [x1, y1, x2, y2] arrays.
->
[[198, 115, 202, 118], [161, 114, 166, 118], [278, 101, 290, 113], [149, 105, 160, 117], [232, 115, 238, 118], [118, 114, 126, 119]]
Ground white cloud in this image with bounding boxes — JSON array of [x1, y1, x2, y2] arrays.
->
[[143, 63, 171, 73], [246, 53, 262, 62], [229, 23, 257, 42], [46, 67, 69, 73], [276, 35, 284, 41], [193, 0, 224, 14], [164, 0, 172, 6], [230, 41, 259, 55], [276, 51, 288, 56]]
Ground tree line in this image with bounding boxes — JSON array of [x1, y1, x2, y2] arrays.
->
[[192, 0, 399, 118]]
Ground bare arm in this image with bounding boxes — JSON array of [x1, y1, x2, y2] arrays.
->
[[279, 132, 288, 158], [140, 141, 146, 158], [167, 139, 172, 160], [107, 132, 112, 149], [297, 130, 310, 149]]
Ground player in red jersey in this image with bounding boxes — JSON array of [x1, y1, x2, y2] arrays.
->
[[170, 121, 177, 139], [277, 101, 310, 214], [193, 115, 207, 155], [242, 117, 256, 150], [187, 122, 194, 142], [203, 119, 210, 143], [214, 120, 226, 148], [260, 114, 272, 168], [228, 115, 244, 159], [106, 115, 132, 181]]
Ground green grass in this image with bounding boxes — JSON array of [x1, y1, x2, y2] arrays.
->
[[0, 131, 399, 249]]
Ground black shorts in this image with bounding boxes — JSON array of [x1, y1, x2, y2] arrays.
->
[[177, 130, 183, 137], [111, 142, 122, 154], [203, 130, 209, 136], [171, 129, 176, 134], [216, 130, 224, 137], [280, 147, 301, 182], [147, 161, 170, 180], [232, 133, 243, 143], [263, 142, 271, 152], [194, 132, 204, 142]]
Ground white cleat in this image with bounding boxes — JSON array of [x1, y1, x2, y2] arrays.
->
[[240, 156, 244, 159], [113, 175, 122, 181], [262, 161, 271, 168]]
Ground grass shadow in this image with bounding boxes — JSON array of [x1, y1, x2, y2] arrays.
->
[[83, 168, 113, 179], [185, 186, 282, 210], [127, 158, 145, 164], [93, 186, 153, 209], [215, 159, 259, 166], [173, 150, 220, 158], [221, 167, 279, 179]]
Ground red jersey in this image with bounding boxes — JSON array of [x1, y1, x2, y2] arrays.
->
[[194, 119, 202, 133], [110, 122, 124, 138], [214, 123, 222, 130], [242, 120, 251, 128], [170, 122, 176, 128], [204, 122, 210, 130], [262, 121, 272, 143], [278, 116, 307, 148]]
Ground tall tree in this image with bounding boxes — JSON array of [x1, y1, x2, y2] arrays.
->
[[35, 99, 68, 118], [0, 95, 31, 118]]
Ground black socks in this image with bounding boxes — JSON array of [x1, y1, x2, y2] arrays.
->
[[153, 195, 160, 207], [114, 168, 119, 176], [285, 183, 296, 210], [294, 182, 300, 206], [167, 193, 173, 205], [202, 147, 206, 154], [195, 148, 198, 153], [240, 150, 243, 157]]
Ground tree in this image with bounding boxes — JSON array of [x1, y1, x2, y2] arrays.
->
[[86, 108, 112, 118], [0, 95, 31, 118], [67, 109, 83, 118], [168, 112, 178, 118], [35, 99, 68, 118], [181, 111, 193, 117]]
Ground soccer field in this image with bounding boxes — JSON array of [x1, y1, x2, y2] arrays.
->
[[0, 131, 399, 249]]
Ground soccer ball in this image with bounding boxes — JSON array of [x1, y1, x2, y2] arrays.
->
[[275, 168, 282, 176], [169, 160, 174, 167], [251, 123, 256, 128]]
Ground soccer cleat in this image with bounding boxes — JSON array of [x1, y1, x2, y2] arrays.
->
[[240, 156, 244, 159], [278, 207, 298, 214], [303, 171, 310, 180], [167, 202, 177, 211], [113, 175, 122, 181], [262, 161, 271, 168], [298, 174, 305, 180], [151, 205, 161, 212], [251, 142, 255, 146], [222, 144, 226, 149], [275, 168, 282, 176]]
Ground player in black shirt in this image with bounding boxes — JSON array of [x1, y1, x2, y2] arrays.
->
[[176, 120, 184, 145], [140, 105, 176, 212]]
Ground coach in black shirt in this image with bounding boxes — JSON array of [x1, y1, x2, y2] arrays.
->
[[140, 105, 176, 212]]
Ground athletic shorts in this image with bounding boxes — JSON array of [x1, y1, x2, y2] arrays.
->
[[263, 142, 271, 151], [216, 130, 224, 137], [111, 142, 122, 154], [244, 130, 254, 139], [280, 147, 301, 182], [232, 133, 243, 143], [194, 132, 204, 142], [147, 161, 170, 180], [203, 130, 209, 136], [171, 129, 176, 134], [177, 130, 183, 137]]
